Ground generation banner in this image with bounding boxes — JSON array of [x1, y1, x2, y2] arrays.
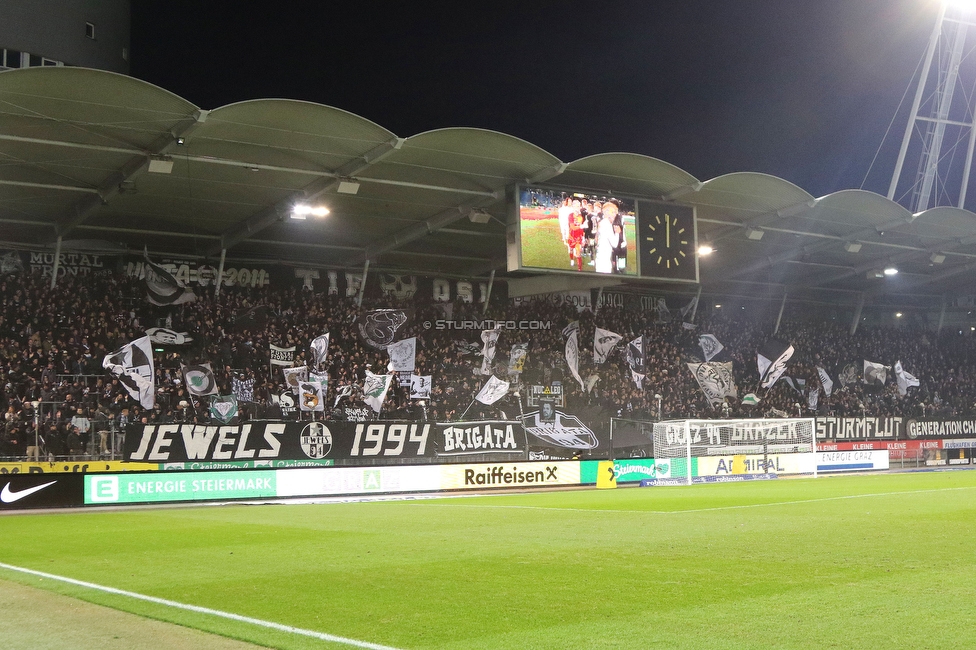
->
[[907, 419, 976, 438], [123, 420, 528, 464]]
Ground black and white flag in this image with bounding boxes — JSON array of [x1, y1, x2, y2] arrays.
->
[[630, 369, 645, 390], [894, 360, 919, 396], [182, 362, 218, 397], [625, 335, 645, 372], [565, 330, 584, 390], [333, 384, 354, 408], [387, 337, 417, 373], [232, 376, 254, 403], [680, 295, 698, 320], [687, 362, 737, 407], [593, 327, 622, 364], [358, 309, 409, 349], [102, 336, 155, 409], [656, 299, 671, 322], [299, 381, 325, 412], [699, 334, 724, 362], [410, 374, 432, 400], [757, 339, 794, 389], [838, 362, 859, 387], [480, 327, 501, 375], [454, 341, 482, 356], [561, 321, 579, 338], [309, 333, 330, 369], [146, 328, 193, 345], [143, 253, 196, 306], [807, 388, 820, 411], [817, 367, 834, 397], [863, 360, 888, 386], [282, 366, 308, 394], [270, 344, 296, 367], [475, 375, 510, 405]]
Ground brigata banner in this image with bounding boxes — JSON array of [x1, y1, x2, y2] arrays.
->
[[124, 420, 527, 464], [815, 417, 903, 440]]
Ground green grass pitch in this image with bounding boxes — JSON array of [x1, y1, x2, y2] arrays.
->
[[519, 217, 637, 275], [2, 470, 976, 649]]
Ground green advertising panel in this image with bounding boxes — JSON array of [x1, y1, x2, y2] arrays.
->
[[85, 470, 276, 504], [581, 458, 696, 484]]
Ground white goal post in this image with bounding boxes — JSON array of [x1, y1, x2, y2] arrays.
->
[[651, 418, 817, 485]]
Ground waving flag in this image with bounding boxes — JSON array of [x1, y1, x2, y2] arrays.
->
[[182, 362, 218, 397], [475, 375, 510, 405], [102, 336, 154, 409], [593, 327, 622, 364], [309, 333, 330, 369], [699, 334, 724, 362], [757, 339, 794, 389], [363, 370, 394, 413]]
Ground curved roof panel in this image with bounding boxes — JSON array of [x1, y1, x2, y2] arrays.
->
[[557, 153, 699, 197]]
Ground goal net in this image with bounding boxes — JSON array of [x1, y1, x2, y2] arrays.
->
[[651, 418, 817, 485]]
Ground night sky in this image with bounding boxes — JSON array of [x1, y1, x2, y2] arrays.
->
[[130, 0, 942, 199]]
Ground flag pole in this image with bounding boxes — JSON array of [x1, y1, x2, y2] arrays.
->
[[458, 397, 478, 421]]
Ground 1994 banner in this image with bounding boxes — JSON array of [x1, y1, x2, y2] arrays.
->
[[123, 420, 527, 463]]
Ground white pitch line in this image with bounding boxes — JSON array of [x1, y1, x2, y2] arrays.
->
[[410, 485, 976, 515], [0, 562, 404, 650]]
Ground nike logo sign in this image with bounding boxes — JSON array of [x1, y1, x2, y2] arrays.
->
[[1, 480, 57, 504]]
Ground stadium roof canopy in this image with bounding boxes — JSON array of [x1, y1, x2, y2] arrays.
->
[[2, 66, 976, 309]]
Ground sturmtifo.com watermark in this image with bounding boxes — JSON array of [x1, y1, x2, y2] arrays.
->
[[423, 320, 552, 331]]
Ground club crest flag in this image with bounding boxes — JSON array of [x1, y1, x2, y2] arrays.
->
[[209, 395, 239, 424], [363, 370, 394, 413], [808, 388, 819, 411], [358, 309, 409, 349], [102, 336, 155, 409], [270, 344, 296, 367], [625, 336, 645, 372], [687, 362, 737, 407], [565, 330, 584, 390], [282, 366, 308, 394], [894, 360, 919, 396], [299, 381, 325, 412], [817, 367, 834, 397], [480, 327, 501, 375], [839, 362, 859, 387], [475, 375, 510, 405], [508, 343, 528, 374], [387, 337, 417, 373], [143, 253, 196, 306], [146, 328, 193, 345], [309, 333, 330, 369], [699, 334, 724, 362], [182, 362, 218, 397], [410, 374, 432, 399], [757, 339, 794, 389], [593, 327, 622, 364], [863, 360, 888, 386], [309, 370, 329, 393]]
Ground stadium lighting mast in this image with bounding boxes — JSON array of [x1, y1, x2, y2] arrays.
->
[[888, 1, 976, 211]]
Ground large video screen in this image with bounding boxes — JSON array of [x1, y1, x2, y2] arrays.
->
[[516, 186, 638, 276]]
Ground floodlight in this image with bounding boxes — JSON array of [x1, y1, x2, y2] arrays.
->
[[291, 204, 330, 219], [883, 266, 898, 276], [745, 227, 764, 241], [895, 312, 903, 318], [930, 253, 946, 264], [698, 244, 714, 256], [844, 242, 862, 253]]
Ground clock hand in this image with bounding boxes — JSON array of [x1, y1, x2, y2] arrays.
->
[[666, 218, 670, 248]]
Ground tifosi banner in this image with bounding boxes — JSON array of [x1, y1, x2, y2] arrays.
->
[[907, 419, 976, 438], [124, 420, 528, 463]]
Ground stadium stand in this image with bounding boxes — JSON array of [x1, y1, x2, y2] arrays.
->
[[0, 268, 968, 461]]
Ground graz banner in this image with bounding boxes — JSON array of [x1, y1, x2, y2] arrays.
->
[[815, 417, 903, 441], [123, 420, 529, 463]]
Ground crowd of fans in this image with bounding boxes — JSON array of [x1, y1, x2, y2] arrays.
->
[[2, 267, 974, 460]]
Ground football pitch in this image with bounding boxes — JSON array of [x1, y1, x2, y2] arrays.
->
[[2, 471, 975, 649]]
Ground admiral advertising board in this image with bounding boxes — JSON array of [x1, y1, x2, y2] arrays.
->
[[123, 421, 527, 464]]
